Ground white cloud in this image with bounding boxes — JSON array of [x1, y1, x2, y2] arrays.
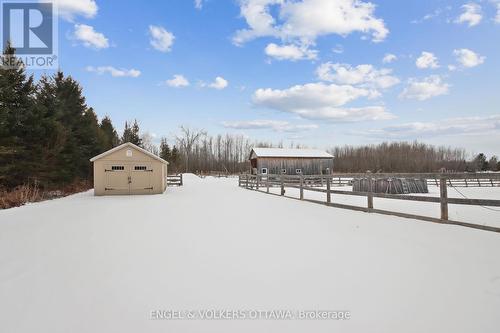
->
[[455, 3, 482, 27], [72, 24, 109, 49], [233, 0, 389, 48], [86, 66, 141, 78], [496, 3, 500, 23], [166, 74, 190, 87], [194, 0, 203, 10], [316, 63, 400, 90], [265, 43, 317, 61], [382, 53, 397, 63], [362, 115, 500, 139], [332, 44, 344, 54], [49, 0, 98, 21], [252, 82, 394, 121], [416, 51, 439, 69], [400, 75, 450, 101], [412, 8, 444, 24], [149, 25, 175, 52], [202, 76, 229, 90], [453, 48, 485, 68], [222, 120, 318, 132]]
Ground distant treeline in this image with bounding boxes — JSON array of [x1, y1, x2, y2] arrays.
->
[[330, 142, 499, 173], [2, 44, 498, 197]]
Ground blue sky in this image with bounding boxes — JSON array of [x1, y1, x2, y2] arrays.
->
[[31, 0, 500, 156]]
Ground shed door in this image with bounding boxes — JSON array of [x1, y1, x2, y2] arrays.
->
[[104, 164, 130, 194], [130, 164, 153, 194]]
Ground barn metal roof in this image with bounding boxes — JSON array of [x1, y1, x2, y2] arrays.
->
[[90, 142, 169, 164], [250, 148, 333, 159]]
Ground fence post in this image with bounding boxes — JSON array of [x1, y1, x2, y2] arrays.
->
[[245, 174, 249, 189], [440, 177, 448, 221], [266, 175, 270, 193], [367, 176, 374, 211], [326, 176, 331, 204], [256, 174, 260, 190], [180, 174, 183, 186], [300, 176, 304, 200], [280, 175, 285, 196]]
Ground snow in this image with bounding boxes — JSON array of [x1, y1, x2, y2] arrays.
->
[[251, 147, 333, 158], [1, 174, 500, 332], [269, 184, 500, 228]]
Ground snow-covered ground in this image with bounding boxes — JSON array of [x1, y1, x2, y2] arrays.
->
[[1, 174, 500, 333], [267, 183, 500, 228]]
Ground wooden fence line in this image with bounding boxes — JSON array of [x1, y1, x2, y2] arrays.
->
[[167, 174, 183, 186], [238, 173, 500, 187], [238, 173, 500, 233]]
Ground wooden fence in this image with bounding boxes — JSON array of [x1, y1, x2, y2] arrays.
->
[[238, 173, 500, 233], [167, 174, 183, 186]]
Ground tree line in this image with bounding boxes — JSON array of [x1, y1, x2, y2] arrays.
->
[[2, 43, 498, 196], [329, 142, 499, 173]]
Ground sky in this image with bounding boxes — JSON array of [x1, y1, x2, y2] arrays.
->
[[29, 0, 500, 156]]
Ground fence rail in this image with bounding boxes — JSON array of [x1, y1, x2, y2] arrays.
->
[[167, 174, 183, 186], [238, 173, 500, 233]]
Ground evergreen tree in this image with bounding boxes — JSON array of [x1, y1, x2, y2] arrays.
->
[[473, 153, 488, 171], [0, 42, 36, 187], [488, 156, 499, 171], [159, 138, 171, 161], [121, 119, 141, 146], [170, 145, 180, 172], [99, 116, 119, 150], [37, 71, 100, 183], [131, 119, 142, 146], [121, 121, 132, 143]]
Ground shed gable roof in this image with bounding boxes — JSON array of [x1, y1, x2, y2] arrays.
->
[[90, 142, 169, 165], [250, 148, 333, 159]]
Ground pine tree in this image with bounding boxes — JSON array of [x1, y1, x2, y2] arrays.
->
[[473, 153, 488, 171], [121, 121, 131, 143], [99, 116, 119, 150], [170, 145, 180, 172], [131, 119, 142, 146], [159, 138, 171, 161], [39, 71, 100, 183], [0, 42, 36, 187], [121, 119, 142, 146]]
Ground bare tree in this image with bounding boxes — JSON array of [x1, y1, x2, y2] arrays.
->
[[176, 126, 206, 172], [140, 132, 159, 155]]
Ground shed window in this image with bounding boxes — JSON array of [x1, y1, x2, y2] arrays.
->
[[111, 166, 124, 171], [296, 169, 302, 174], [126, 150, 133, 157], [281, 169, 287, 174], [134, 166, 147, 171], [261, 168, 268, 175]]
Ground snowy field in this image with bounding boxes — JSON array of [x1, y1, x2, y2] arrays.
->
[[266, 183, 500, 228], [1, 174, 500, 333]]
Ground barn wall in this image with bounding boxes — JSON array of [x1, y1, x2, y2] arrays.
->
[[256, 157, 333, 175]]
